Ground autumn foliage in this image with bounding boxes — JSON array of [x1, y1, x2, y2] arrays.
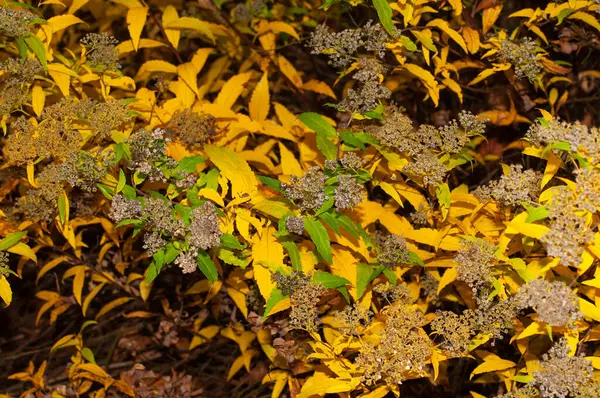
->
[[2, 0, 600, 397]]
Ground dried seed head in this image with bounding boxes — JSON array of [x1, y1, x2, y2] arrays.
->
[[334, 175, 364, 210], [189, 202, 222, 251], [175, 252, 197, 274], [167, 110, 215, 148], [474, 164, 542, 207], [81, 32, 120, 70], [335, 304, 373, 336], [454, 238, 497, 296], [289, 281, 327, 332], [109, 194, 142, 223], [515, 279, 581, 326], [281, 166, 327, 212], [285, 216, 304, 235], [143, 231, 167, 257], [499, 37, 542, 82], [374, 232, 410, 267], [0, 6, 37, 37]]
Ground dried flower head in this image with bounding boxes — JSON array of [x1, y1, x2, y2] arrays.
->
[[142, 197, 185, 238], [402, 151, 446, 186], [474, 164, 542, 207], [374, 231, 410, 267], [454, 238, 497, 296], [167, 110, 215, 148], [334, 175, 364, 210], [285, 216, 304, 235], [541, 186, 593, 267], [335, 304, 373, 335], [188, 202, 222, 251], [109, 194, 142, 224], [143, 231, 166, 257], [81, 32, 120, 70], [430, 310, 476, 355], [289, 281, 327, 332], [499, 37, 542, 82], [373, 283, 412, 304], [337, 79, 391, 114], [308, 21, 390, 68], [0, 6, 37, 37], [357, 303, 430, 385], [515, 279, 581, 326], [127, 129, 171, 181], [0, 251, 9, 277], [281, 166, 327, 212], [531, 338, 596, 398], [271, 270, 310, 297], [89, 100, 132, 139], [232, 3, 251, 22], [175, 252, 197, 274], [340, 152, 366, 170]]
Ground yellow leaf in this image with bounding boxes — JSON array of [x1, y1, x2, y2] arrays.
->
[[163, 17, 215, 44], [95, 297, 133, 320], [462, 26, 480, 54], [134, 60, 177, 81], [126, 7, 148, 52], [7, 242, 37, 264], [77, 363, 110, 379], [82, 283, 105, 316], [27, 162, 39, 188], [541, 151, 561, 188], [70, 265, 86, 306], [162, 6, 180, 49], [298, 371, 360, 398], [215, 72, 253, 109], [379, 182, 404, 207], [0, 275, 12, 306], [580, 298, 600, 322], [116, 38, 166, 54], [47, 14, 86, 33], [506, 212, 550, 240], [253, 198, 293, 219], [199, 188, 225, 207], [468, 63, 511, 86], [36, 256, 68, 284], [527, 24, 548, 45], [256, 21, 300, 40], [68, 0, 89, 14], [302, 79, 336, 99], [437, 267, 457, 294], [442, 78, 463, 102], [427, 19, 467, 53], [448, 0, 462, 15], [482, 5, 503, 35], [250, 73, 270, 123], [252, 223, 284, 300], [204, 144, 258, 199], [470, 358, 516, 379], [404, 63, 439, 106], [278, 142, 303, 176], [568, 12, 600, 33], [278, 55, 303, 88], [177, 62, 199, 96], [48, 63, 77, 96]]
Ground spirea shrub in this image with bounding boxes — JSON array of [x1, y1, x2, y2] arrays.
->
[[1, 0, 600, 397]]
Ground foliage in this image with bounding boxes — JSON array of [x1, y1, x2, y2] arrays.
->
[[1, 0, 600, 397]]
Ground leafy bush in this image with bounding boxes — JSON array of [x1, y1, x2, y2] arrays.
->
[[1, 0, 600, 397]]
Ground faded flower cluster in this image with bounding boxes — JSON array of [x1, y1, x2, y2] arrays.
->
[[167, 110, 215, 148], [0, 6, 36, 37], [0, 251, 9, 277], [357, 303, 431, 385], [80, 32, 121, 70], [281, 166, 327, 212], [514, 279, 581, 326], [334, 175, 364, 210], [474, 164, 542, 207], [334, 304, 373, 336], [526, 119, 600, 162], [109, 194, 142, 224], [188, 202, 222, 252], [285, 216, 304, 235], [373, 231, 410, 267], [454, 238, 497, 299], [289, 281, 327, 332], [498, 37, 542, 82]]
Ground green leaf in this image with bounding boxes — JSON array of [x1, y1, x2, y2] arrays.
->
[[303, 217, 333, 263], [176, 155, 206, 173], [58, 192, 67, 224], [339, 132, 366, 151], [164, 244, 180, 264], [115, 219, 143, 229], [436, 183, 451, 209], [382, 267, 397, 285], [24, 34, 47, 70], [116, 169, 126, 193], [15, 37, 27, 60], [145, 262, 159, 283], [373, 0, 396, 35], [299, 112, 337, 160], [218, 248, 250, 268], [356, 263, 382, 299], [220, 234, 246, 250], [312, 270, 350, 288], [298, 112, 337, 138], [400, 35, 418, 51], [315, 197, 335, 217], [513, 375, 534, 383], [197, 250, 219, 282], [258, 176, 282, 192], [557, 8, 573, 24], [336, 214, 360, 238], [407, 251, 424, 266], [96, 184, 114, 200], [281, 240, 302, 271], [205, 169, 220, 190], [0, 232, 27, 251], [319, 212, 341, 235], [338, 286, 351, 303], [264, 288, 286, 318], [122, 185, 137, 200], [81, 347, 96, 364], [525, 205, 549, 223]]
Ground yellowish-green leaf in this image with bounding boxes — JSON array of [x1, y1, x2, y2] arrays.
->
[[470, 358, 516, 379], [0, 275, 12, 306]]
